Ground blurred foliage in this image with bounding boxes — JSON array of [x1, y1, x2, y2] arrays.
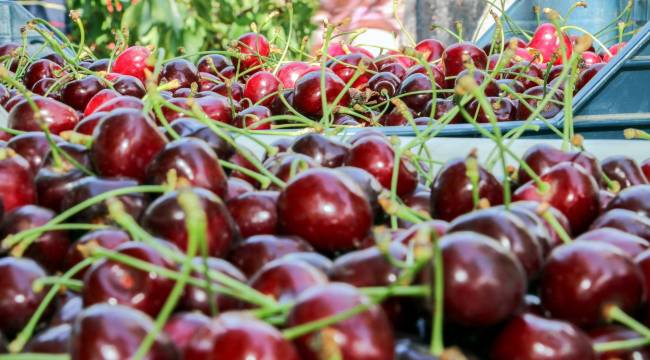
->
[[66, 0, 318, 59]]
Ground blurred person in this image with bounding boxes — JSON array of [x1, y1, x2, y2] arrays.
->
[[15, 0, 69, 33]]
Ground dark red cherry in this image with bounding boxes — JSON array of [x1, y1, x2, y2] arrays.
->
[[82, 242, 175, 316], [368, 71, 401, 100], [233, 105, 272, 130], [94, 95, 144, 113], [328, 53, 377, 88], [589, 325, 650, 360], [213, 81, 244, 102], [291, 133, 349, 168], [71, 304, 177, 360], [249, 258, 328, 304], [511, 200, 571, 250], [160, 59, 199, 88], [112, 46, 153, 83], [0, 258, 48, 337], [142, 188, 237, 257], [345, 135, 418, 196], [398, 73, 435, 114], [23, 59, 63, 90], [442, 42, 488, 81], [336, 166, 384, 219], [0, 149, 36, 212], [282, 252, 333, 274], [448, 208, 544, 279], [24, 324, 71, 354], [277, 61, 318, 88], [422, 98, 461, 122], [31, 78, 59, 99], [264, 153, 319, 187], [180, 257, 246, 314], [197, 54, 232, 75], [576, 227, 650, 258], [541, 241, 645, 327], [225, 177, 254, 201], [49, 293, 82, 327], [227, 191, 279, 238], [466, 97, 517, 123], [293, 70, 350, 118], [64, 228, 130, 280], [456, 68, 500, 96], [8, 96, 79, 135], [601, 156, 648, 189], [380, 107, 417, 126], [0, 205, 69, 272], [490, 313, 595, 360], [517, 85, 564, 119], [4, 94, 25, 112], [7, 132, 62, 174], [166, 118, 203, 138], [606, 185, 650, 218], [233, 32, 271, 71], [436, 232, 526, 327], [514, 162, 600, 234], [91, 109, 167, 181], [197, 72, 220, 92], [243, 70, 280, 107], [503, 62, 543, 90], [516, 143, 604, 186], [83, 89, 119, 117], [112, 74, 146, 98], [430, 156, 503, 221], [187, 126, 235, 160], [228, 150, 262, 187], [163, 312, 210, 356], [380, 62, 408, 80], [591, 209, 650, 242], [228, 234, 313, 277], [185, 312, 299, 359], [576, 63, 606, 91], [60, 75, 106, 111], [40, 53, 65, 66], [145, 138, 227, 198], [0, 84, 10, 107], [415, 38, 445, 61]]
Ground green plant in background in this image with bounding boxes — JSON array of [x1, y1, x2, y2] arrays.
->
[[66, 0, 318, 59]]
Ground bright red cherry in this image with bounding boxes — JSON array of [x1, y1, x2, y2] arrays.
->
[[243, 71, 280, 107], [0, 149, 36, 212], [602, 42, 627, 63], [227, 191, 279, 238], [277, 61, 318, 88], [442, 42, 488, 81], [528, 23, 573, 65], [83, 89, 120, 116], [328, 53, 377, 88], [292, 70, 350, 118], [415, 38, 445, 61], [112, 45, 153, 83], [233, 32, 271, 71], [8, 96, 79, 135]]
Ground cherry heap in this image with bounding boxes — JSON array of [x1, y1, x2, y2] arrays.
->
[[0, 7, 649, 360]]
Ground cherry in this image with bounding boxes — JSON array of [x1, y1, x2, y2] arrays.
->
[[142, 188, 237, 257], [195, 94, 237, 123], [226, 191, 279, 238], [576, 227, 649, 258], [113, 75, 146, 98], [224, 178, 254, 202], [601, 156, 648, 189], [528, 23, 573, 65], [602, 42, 627, 63], [91, 109, 167, 181], [233, 104, 272, 130], [292, 70, 350, 118], [466, 97, 517, 123], [517, 85, 564, 119], [277, 61, 318, 88], [398, 73, 435, 114], [503, 62, 543, 90], [187, 125, 235, 160], [328, 53, 377, 88], [442, 42, 488, 81], [380, 107, 418, 126], [345, 135, 418, 196], [591, 209, 650, 242], [112, 45, 153, 83], [511, 200, 571, 250], [228, 150, 262, 187], [232, 32, 271, 71], [326, 42, 374, 59], [180, 257, 246, 314], [368, 71, 401, 100], [606, 185, 650, 218], [291, 133, 349, 168], [228, 234, 313, 277], [163, 312, 210, 356], [576, 63, 606, 91], [422, 98, 461, 122], [336, 166, 384, 219], [0, 149, 36, 212], [0, 205, 70, 272], [24, 324, 71, 354], [264, 153, 319, 188], [31, 78, 59, 99], [93, 95, 144, 113], [517, 143, 603, 186], [60, 75, 106, 111], [0, 84, 10, 107], [0, 258, 47, 337], [82, 242, 175, 316], [643, 160, 650, 185], [288, 282, 394, 359], [145, 138, 227, 198], [249, 257, 328, 304], [83, 89, 120, 116], [7, 131, 63, 174], [430, 156, 503, 222], [166, 118, 203, 138], [448, 208, 543, 279], [4, 94, 25, 112], [160, 59, 199, 88], [23, 59, 63, 90], [581, 51, 602, 68], [185, 312, 299, 359], [83, 58, 107, 71], [197, 54, 232, 75], [380, 62, 408, 80], [490, 313, 595, 360], [456, 68, 500, 96], [64, 229, 130, 280], [514, 162, 600, 234], [589, 325, 650, 360], [0, 43, 19, 71], [213, 81, 244, 102], [70, 303, 177, 360], [541, 241, 644, 327], [415, 38, 445, 61], [197, 72, 220, 92], [8, 96, 80, 135]]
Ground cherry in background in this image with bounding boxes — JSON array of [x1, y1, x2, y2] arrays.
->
[[528, 23, 573, 65], [415, 38, 445, 62], [60, 75, 106, 111], [441, 42, 488, 85], [292, 70, 350, 118], [227, 234, 314, 277], [0, 258, 47, 338], [23, 59, 63, 90], [328, 53, 377, 88], [591, 209, 650, 242], [163, 312, 210, 356], [249, 258, 328, 304], [244, 71, 281, 107], [226, 191, 279, 238], [0, 149, 36, 212], [291, 133, 349, 168], [180, 257, 245, 315], [159, 59, 199, 89], [277, 61, 318, 89], [112, 45, 153, 83], [606, 185, 650, 218], [232, 32, 271, 72]]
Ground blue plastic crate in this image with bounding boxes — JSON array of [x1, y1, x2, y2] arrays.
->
[[0, 0, 65, 55]]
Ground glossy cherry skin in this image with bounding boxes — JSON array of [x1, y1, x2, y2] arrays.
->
[[113, 75, 146, 98], [291, 133, 349, 168], [466, 97, 517, 123], [64, 227, 131, 279], [415, 38, 445, 61], [197, 54, 232, 75], [442, 42, 488, 81], [24, 324, 71, 354], [70, 303, 177, 360], [601, 156, 648, 189], [287, 282, 394, 360], [145, 138, 227, 198], [186, 312, 298, 360], [94, 95, 144, 113], [60, 75, 106, 111], [264, 153, 319, 188], [0, 258, 48, 337], [514, 162, 600, 234], [430, 157, 504, 222], [213, 81, 244, 102], [591, 209, 650, 242], [422, 98, 461, 123], [503, 62, 544, 90], [589, 325, 650, 360], [228, 234, 314, 277], [292, 70, 350, 118], [336, 166, 384, 219], [243, 70, 281, 107], [398, 73, 435, 114], [345, 135, 418, 197], [576, 227, 649, 258], [380, 108, 417, 126], [82, 242, 175, 316], [31, 78, 59, 99], [0, 205, 70, 272], [249, 258, 328, 304], [8, 96, 79, 135], [0, 149, 36, 212], [517, 143, 603, 186], [277, 61, 318, 88], [162, 312, 210, 356], [540, 241, 645, 327], [456, 68, 500, 96], [606, 185, 650, 218], [179, 257, 245, 314], [233, 32, 271, 71], [7, 131, 63, 174], [448, 208, 543, 279], [112, 46, 153, 83], [368, 71, 401, 100], [528, 23, 573, 65], [142, 188, 238, 257], [91, 109, 167, 181], [328, 53, 377, 88], [517, 85, 564, 119], [490, 313, 595, 360], [278, 168, 373, 252], [83, 89, 120, 117], [160, 59, 199, 88], [187, 125, 235, 160], [23, 59, 63, 90], [511, 200, 571, 250], [227, 191, 279, 238], [50, 293, 83, 327], [233, 105, 272, 130]]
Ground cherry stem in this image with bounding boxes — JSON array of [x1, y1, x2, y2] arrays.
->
[[537, 203, 573, 244], [33, 277, 83, 292], [219, 160, 272, 189], [606, 305, 650, 339], [464, 152, 481, 210], [624, 128, 650, 140], [430, 229, 444, 356], [594, 337, 650, 353], [0, 355, 69, 360]]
